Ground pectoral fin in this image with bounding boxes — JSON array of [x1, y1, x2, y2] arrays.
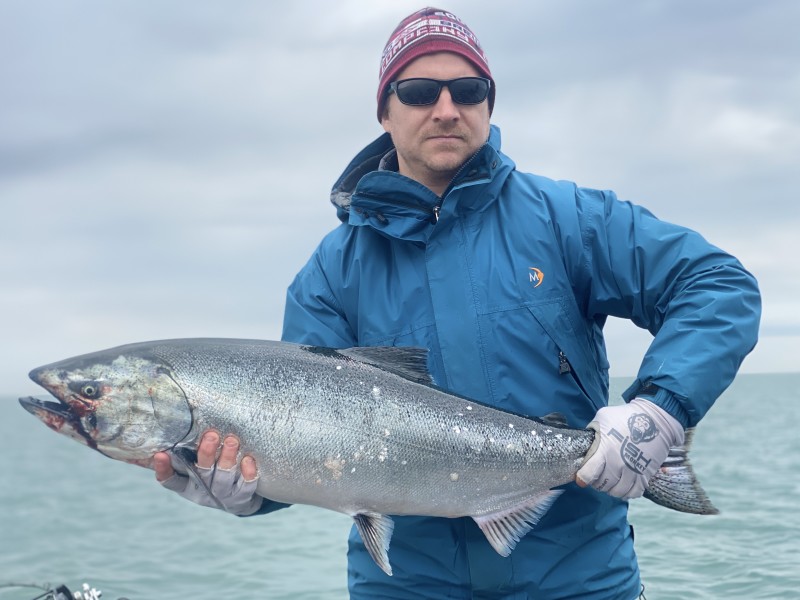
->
[[169, 446, 226, 511], [352, 512, 395, 576], [472, 490, 563, 556]]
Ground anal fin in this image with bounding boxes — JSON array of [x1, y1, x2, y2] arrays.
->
[[472, 490, 563, 556], [352, 512, 395, 576]]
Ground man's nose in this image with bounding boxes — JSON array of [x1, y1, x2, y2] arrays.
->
[[431, 87, 460, 120]]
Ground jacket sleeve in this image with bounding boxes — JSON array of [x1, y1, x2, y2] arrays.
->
[[281, 243, 357, 348], [572, 186, 761, 428], [248, 241, 357, 517]]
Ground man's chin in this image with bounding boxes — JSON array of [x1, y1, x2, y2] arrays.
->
[[424, 149, 472, 172], [427, 158, 467, 178]]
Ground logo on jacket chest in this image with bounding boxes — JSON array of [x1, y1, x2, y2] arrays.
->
[[529, 267, 544, 288]]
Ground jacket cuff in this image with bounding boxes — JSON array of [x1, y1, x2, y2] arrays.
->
[[622, 379, 691, 429]]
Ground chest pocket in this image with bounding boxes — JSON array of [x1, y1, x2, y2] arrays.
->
[[475, 293, 608, 425], [527, 299, 609, 413]]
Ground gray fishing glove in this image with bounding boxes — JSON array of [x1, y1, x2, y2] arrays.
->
[[576, 397, 685, 500], [160, 455, 263, 516]]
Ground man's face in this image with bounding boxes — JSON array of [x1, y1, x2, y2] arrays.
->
[[381, 52, 491, 196]]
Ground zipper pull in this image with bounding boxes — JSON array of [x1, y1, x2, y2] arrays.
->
[[433, 205, 440, 222], [558, 351, 571, 374]]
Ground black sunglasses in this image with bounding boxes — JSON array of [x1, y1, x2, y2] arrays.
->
[[388, 77, 491, 106]]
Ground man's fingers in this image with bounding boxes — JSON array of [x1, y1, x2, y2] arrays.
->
[[153, 430, 261, 515], [153, 452, 174, 482], [241, 455, 258, 481], [218, 435, 240, 470], [196, 431, 221, 468], [154, 429, 256, 483], [576, 447, 606, 489]]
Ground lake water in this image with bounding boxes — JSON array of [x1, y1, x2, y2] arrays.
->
[[1, 373, 798, 599]]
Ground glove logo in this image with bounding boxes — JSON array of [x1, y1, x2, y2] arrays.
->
[[607, 414, 660, 475], [609, 428, 653, 475], [627, 413, 659, 444]]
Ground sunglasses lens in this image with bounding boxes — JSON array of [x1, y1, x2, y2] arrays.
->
[[449, 78, 490, 104], [394, 78, 490, 106], [396, 79, 441, 105]]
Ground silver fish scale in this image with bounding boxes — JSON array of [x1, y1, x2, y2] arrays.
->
[[147, 340, 593, 519]]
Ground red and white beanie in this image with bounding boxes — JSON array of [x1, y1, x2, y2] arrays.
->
[[377, 7, 495, 121]]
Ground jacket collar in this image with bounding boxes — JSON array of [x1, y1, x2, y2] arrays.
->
[[330, 126, 508, 241]]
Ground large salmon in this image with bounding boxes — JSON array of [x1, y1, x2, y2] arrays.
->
[[19, 338, 717, 575]]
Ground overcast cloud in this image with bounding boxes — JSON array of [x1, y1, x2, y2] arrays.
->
[[2, 0, 798, 394]]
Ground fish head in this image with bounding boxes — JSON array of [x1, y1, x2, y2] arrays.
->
[[20, 349, 192, 466]]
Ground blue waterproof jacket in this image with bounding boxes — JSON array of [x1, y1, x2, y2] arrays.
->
[[275, 126, 761, 599]]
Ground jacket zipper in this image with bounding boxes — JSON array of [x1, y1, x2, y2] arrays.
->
[[434, 143, 490, 221], [355, 142, 490, 224], [559, 349, 595, 402], [355, 192, 440, 223]]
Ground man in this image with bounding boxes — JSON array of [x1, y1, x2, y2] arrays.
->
[[154, 7, 761, 599]]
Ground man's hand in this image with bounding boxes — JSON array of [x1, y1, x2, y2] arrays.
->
[[153, 430, 263, 516], [576, 398, 685, 500]]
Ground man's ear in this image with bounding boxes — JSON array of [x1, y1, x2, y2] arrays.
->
[[380, 106, 392, 133]]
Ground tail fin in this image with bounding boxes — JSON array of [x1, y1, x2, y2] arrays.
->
[[644, 428, 719, 515]]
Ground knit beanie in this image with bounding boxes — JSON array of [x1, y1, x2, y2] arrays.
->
[[377, 7, 495, 121]]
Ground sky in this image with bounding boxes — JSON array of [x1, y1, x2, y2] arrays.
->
[[2, 0, 798, 396]]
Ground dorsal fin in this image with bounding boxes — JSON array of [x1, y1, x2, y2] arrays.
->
[[539, 412, 569, 427], [352, 512, 395, 575], [337, 346, 433, 385], [472, 490, 563, 556]]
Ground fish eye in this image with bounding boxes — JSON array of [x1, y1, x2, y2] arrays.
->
[[81, 382, 102, 399]]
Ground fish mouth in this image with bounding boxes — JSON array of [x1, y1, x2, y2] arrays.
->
[[18, 395, 99, 451], [19, 395, 75, 421], [22, 365, 78, 422]]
